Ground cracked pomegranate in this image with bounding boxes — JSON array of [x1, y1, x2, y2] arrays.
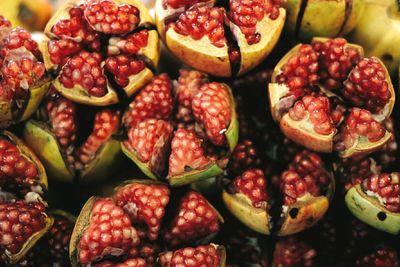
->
[[42, 0, 159, 105], [156, 0, 286, 76], [269, 37, 394, 157], [121, 71, 238, 186]]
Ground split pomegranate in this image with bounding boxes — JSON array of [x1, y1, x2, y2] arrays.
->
[[223, 149, 333, 236], [272, 237, 317, 267], [121, 71, 238, 186], [269, 37, 394, 157], [155, 0, 286, 76], [0, 16, 49, 128], [70, 180, 224, 266], [42, 0, 159, 105], [22, 88, 123, 183]]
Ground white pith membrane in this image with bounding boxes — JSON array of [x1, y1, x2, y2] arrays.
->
[[269, 39, 394, 156]]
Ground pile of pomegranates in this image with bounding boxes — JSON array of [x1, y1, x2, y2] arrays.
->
[[0, 0, 400, 265]]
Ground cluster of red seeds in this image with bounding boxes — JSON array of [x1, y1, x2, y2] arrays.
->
[[159, 245, 221, 267]]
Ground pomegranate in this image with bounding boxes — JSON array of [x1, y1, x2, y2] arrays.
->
[[40, 0, 159, 106], [0, 16, 50, 128], [283, 0, 364, 42], [223, 149, 334, 236], [121, 71, 238, 186], [155, 0, 286, 77], [269, 37, 395, 158], [22, 88, 123, 183], [70, 180, 223, 266], [355, 246, 399, 267]]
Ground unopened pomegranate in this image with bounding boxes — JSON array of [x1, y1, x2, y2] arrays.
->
[[269, 37, 394, 158], [155, 0, 286, 77], [40, 0, 159, 106], [121, 71, 238, 186], [223, 149, 333, 236], [22, 88, 123, 183]]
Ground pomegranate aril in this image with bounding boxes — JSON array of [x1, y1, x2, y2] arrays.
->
[[47, 39, 82, 65], [344, 57, 391, 113], [229, 0, 281, 45], [163, 0, 207, 9], [334, 108, 387, 152], [123, 74, 173, 128], [51, 5, 101, 48], [163, 191, 220, 247], [84, 0, 140, 34], [125, 119, 174, 164], [59, 51, 107, 97], [340, 156, 377, 191], [362, 173, 400, 212], [175, 69, 208, 123], [47, 216, 73, 261], [172, 5, 227, 48], [45, 91, 77, 150], [192, 82, 231, 146], [105, 55, 145, 87], [230, 168, 268, 208], [78, 198, 140, 265], [273, 237, 316, 267], [94, 258, 147, 267], [1, 27, 41, 58], [288, 94, 334, 135], [0, 201, 46, 254], [168, 128, 211, 177], [108, 30, 149, 56], [313, 38, 360, 90], [280, 170, 320, 205], [114, 182, 170, 241], [276, 44, 319, 98], [229, 138, 261, 175], [289, 150, 329, 187], [75, 109, 120, 169], [159, 245, 221, 267], [355, 246, 399, 267], [0, 138, 39, 193]]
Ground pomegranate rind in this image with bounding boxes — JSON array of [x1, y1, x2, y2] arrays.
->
[[283, 0, 364, 41], [69, 196, 96, 267], [229, 8, 286, 76], [22, 120, 75, 182], [345, 185, 400, 235], [280, 113, 335, 153], [222, 190, 270, 235], [224, 83, 239, 152], [23, 120, 123, 184], [165, 29, 231, 77], [168, 162, 224, 187], [339, 131, 392, 159], [278, 194, 329, 236], [2, 130, 49, 190], [5, 214, 54, 264], [349, 1, 400, 75]]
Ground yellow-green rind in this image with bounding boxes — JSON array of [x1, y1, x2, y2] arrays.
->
[[222, 190, 270, 235], [277, 195, 329, 236], [345, 185, 400, 235], [80, 138, 123, 184], [69, 196, 97, 267], [215, 244, 227, 267], [6, 215, 54, 264], [168, 163, 223, 187], [23, 120, 75, 182], [3, 130, 48, 189], [121, 142, 158, 180], [225, 83, 239, 153]]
